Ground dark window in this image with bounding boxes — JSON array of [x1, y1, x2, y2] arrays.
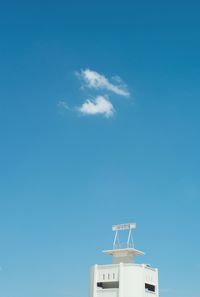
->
[[145, 283, 155, 292], [97, 282, 119, 289]]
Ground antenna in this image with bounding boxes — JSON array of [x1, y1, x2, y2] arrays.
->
[[112, 223, 136, 249]]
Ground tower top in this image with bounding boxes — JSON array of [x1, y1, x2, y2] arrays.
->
[[103, 222, 144, 264]]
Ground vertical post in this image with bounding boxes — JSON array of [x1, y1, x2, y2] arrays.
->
[[119, 263, 123, 297], [156, 268, 159, 297], [113, 230, 118, 249], [127, 228, 132, 248], [92, 265, 98, 297]]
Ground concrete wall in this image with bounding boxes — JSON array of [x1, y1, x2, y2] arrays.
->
[[89, 263, 159, 297]]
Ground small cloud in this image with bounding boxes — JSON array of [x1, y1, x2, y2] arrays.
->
[[78, 95, 115, 118], [57, 100, 70, 110], [77, 69, 129, 97]]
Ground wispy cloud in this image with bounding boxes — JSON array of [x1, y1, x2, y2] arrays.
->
[[77, 69, 129, 97], [57, 68, 130, 119], [57, 100, 70, 110], [78, 95, 115, 118]]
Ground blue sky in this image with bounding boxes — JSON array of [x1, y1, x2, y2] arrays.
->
[[0, 0, 200, 296]]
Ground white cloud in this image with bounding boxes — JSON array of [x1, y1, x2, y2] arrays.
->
[[78, 95, 115, 118], [77, 69, 129, 97]]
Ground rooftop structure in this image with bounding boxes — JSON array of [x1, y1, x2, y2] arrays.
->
[[103, 223, 144, 264], [89, 222, 159, 297]]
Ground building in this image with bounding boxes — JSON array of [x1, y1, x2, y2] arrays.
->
[[89, 223, 159, 297]]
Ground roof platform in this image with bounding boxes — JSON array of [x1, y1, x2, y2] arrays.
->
[[103, 223, 145, 263], [103, 248, 144, 257]]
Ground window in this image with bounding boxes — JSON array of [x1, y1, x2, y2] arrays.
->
[[108, 273, 110, 280], [103, 274, 105, 280], [145, 283, 155, 293], [97, 282, 119, 289], [113, 273, 115, 279]]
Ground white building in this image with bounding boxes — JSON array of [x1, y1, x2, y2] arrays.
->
[[89, 223, 159, 297]]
